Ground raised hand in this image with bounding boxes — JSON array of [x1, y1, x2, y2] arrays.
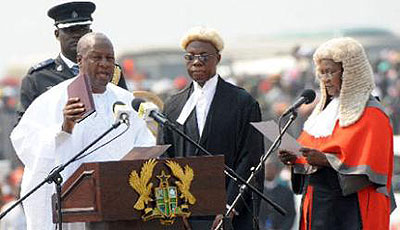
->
[[62, 97, 85, 133]]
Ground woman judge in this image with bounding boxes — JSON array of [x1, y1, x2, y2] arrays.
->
[[279, 37, 395, 230]]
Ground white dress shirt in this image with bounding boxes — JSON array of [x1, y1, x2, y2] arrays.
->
[[59, 53, 77, 68]]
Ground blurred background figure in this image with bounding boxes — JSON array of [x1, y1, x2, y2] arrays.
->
[[0, 166, 26, 230], [0, 76, 20, 169], [259, 159, 296, 230], [173, 76, 189, 91]]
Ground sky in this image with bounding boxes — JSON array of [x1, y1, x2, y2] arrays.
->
[[1, 0, 400, 77]]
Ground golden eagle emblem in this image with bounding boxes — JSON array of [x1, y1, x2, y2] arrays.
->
[[165, 160, 196, 205], [128, 159, 196, 225], [129, 158, 157, 210]]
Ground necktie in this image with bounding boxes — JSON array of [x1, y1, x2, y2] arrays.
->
[[71, 65, 79, 76]]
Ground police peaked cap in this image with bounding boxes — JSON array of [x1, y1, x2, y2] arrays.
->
[[47, 1, 96, 28]]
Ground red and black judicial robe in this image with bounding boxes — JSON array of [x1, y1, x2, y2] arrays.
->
[[293, 99, 395, 230]]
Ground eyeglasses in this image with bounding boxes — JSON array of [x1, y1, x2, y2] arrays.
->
[[317, 69, 342, 80], [184, 53, 218, 63]]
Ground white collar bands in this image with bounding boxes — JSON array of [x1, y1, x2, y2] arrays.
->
[[303, 97, 340, 138], [176, 74, 218, 126]]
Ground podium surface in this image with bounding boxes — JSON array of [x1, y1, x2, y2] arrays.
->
[[56, 155, 226, 229]]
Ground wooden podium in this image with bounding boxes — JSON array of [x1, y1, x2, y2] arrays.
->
[[53, 155, 226, 230]]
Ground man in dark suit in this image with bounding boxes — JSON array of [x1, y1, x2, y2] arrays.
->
[[158, 27, 265, 229], [18, 1, 126, 119]]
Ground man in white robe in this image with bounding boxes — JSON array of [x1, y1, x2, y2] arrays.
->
[[10, 32, 155, 230]]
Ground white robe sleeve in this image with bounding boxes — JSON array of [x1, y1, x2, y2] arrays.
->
[[10, 81, 69, 230]]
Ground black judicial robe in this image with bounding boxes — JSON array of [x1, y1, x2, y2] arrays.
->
[[158, 76, 265, 229]]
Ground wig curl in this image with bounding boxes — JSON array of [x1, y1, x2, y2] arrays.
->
[[311, 37, 375, 127]]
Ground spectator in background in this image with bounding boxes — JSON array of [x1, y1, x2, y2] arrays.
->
[[384, 78, 400, 134], [374, 50, 400, 134], [173, 76, 189, 91], [0, 79, 21, 168], [0, 167, 26, 230], [258, 73, 291, 121], [258, 159, 295, 230]]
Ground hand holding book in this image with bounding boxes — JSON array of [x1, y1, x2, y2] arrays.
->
[[64, 74, 96, 133], [62, 97, 85, 133]]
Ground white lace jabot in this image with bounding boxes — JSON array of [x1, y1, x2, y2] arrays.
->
[[303, 97, 340, 138]]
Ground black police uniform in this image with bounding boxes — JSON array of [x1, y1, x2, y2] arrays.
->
[[20, 55, 72, 112]]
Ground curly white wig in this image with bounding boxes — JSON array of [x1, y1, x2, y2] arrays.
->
[[180, 26, 224, 52], [312, 37, 375, 127]]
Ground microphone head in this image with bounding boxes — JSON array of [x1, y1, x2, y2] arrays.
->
[[112, 101, 131, 125], [131, 98, 146, 112], [113, 101, 126, 113], [301, 89, 316, 104], [138, 102, 159, 121]]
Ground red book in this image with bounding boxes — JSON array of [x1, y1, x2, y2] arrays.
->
[[67, 74, 95, 122]]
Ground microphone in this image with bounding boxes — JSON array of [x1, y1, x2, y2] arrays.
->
[[133, 101, 170, 126], [281, 89, 316, 117], [112, 101, 131, 125], [131, 98, 146, 112]]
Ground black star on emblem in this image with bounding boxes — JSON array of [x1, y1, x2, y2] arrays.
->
[[157, 170, 170, 183]]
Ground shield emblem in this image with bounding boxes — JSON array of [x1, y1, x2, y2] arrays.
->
[[155, 186, 178, 217]]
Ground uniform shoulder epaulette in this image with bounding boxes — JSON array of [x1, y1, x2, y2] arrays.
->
[[28, 58, 55, 74]]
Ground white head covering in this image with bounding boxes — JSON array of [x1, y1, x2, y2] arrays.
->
[[180, 26, 224, 52], [311, 37, 375, 127]]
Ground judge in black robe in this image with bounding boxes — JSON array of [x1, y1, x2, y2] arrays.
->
[[158, 27, 264, 229]]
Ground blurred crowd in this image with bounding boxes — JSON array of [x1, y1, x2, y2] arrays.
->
[[0, 45, 399, 229], [373, 49, 400, 135], [0, 166, 26, 229], [234, 47, 400, 137]]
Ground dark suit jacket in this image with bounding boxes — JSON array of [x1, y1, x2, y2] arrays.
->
[[158, 76, 265, 229]]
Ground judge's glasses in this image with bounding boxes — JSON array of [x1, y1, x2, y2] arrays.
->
[[317, 69, 343, 80], [184, 53, 218, 63]]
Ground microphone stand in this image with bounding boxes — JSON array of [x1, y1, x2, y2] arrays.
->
[[0, 120, 124, 230], [158, 119, 286, 229], [216, 111, 298, 230]]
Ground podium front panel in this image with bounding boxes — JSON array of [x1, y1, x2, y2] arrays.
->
[[59, 155, 226, 223]]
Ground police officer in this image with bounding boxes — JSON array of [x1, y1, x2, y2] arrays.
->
[[19, 1, 127, 119]]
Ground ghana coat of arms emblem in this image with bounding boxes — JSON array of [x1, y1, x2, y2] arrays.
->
[[128, 159, 196, 225]]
